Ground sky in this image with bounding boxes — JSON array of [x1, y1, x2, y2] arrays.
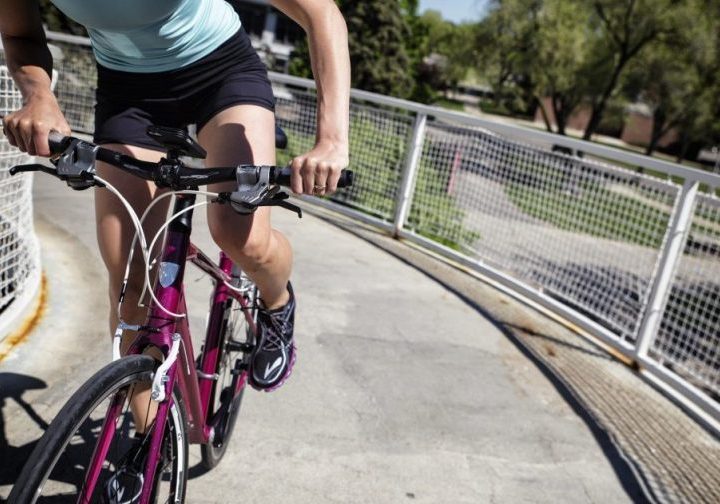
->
[[418, 0, 488, 24]]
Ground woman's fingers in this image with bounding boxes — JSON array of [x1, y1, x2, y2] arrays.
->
[[2, 94, 70, 157], [290, 142, 349, 196]]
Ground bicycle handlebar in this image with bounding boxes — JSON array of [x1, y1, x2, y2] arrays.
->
[[46, 131, 354, 190]]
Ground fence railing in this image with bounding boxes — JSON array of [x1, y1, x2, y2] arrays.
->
[[27, 31, 720, 433], [0, 66, 41, 337]]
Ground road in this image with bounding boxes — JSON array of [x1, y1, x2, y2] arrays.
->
[[0, 173, 636, 503]]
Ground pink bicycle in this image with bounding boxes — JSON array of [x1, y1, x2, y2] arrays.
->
[[7, 127, 352, 503]]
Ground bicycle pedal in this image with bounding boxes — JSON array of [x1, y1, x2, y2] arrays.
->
[[231, 362, 249, 375]]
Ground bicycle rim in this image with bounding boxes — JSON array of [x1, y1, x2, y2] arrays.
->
[[8, 355, 188, 503]]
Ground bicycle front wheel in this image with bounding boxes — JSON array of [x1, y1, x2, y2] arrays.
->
[[8, 355, 188, 503]]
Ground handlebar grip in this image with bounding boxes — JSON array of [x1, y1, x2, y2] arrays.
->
[[48, 131, 71, 154], [337, 169, 354, 188], [274, 166, 354, 189]]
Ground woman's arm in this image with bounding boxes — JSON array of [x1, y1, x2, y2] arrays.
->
[[0, 0, 71, 156], [270, 0, 350, 195]]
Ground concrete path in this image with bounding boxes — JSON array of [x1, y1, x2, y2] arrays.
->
[[0, 174, 637, 503]]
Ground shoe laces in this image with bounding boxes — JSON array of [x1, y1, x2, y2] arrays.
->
[[258, 306, 292, 352]]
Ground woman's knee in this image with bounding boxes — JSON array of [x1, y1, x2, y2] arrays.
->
[[208, 210, 272, 267]]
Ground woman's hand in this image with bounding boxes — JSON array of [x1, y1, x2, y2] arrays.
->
[[2, 91, 70, 157], [290, 139, 349, 196], [271, 0, 350, 197]]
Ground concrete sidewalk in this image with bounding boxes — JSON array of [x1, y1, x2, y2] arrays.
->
[[0, 174, 642, 502]]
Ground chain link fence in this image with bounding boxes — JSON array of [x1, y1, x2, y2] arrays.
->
[[0, 65, 41, 324], [6, 32, 719, 433], [418, 120, 680, 341], [654, 193, 720, 397], [268, 74, 720, 429], [275, 86, 412, 222]]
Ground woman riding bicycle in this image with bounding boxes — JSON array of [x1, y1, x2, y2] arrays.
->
[[2, 1, 349, 499], [0, 0, 350, 388]]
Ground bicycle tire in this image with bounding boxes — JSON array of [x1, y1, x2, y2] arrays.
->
[[200, 275, 257, 470], [8, 355, 188, 503]]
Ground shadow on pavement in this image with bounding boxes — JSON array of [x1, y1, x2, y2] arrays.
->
[[0, 372, 49, 495], [317, 210, 720, 504], [320, 216, 655, 503]]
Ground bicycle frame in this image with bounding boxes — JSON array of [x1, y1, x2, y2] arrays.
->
[[82, 192, 256, 502]]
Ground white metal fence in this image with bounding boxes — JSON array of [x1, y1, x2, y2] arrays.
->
[[16, 32, 720, 434], [270, 73, 720, 434], [0, 66, 41, 330]]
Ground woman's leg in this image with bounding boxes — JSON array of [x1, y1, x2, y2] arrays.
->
[[198, 104, 293, 309], [95, 144, 168, 432], [199, 104, 297, 390], [95, 144, 169, 335]]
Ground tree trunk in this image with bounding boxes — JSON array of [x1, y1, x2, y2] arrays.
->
[[552, 94, 567, 136], [535, 96, 553, 132], [645, 107, 667, 157], [676, 129, 689, 164], [583, 53, 633, 141]]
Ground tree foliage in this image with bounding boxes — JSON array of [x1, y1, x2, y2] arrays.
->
[[579, 0, 681, 140], [289, 1, 480, 102], [412, 11, 477, 99], [474, 0, 541, 115], [290, 1, 416, 98], [623, 36, 698, 155], [528, 0, 591, 134], [475, 0, 719, 162], [338, 0, 414, 98]]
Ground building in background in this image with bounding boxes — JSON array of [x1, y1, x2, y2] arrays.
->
[[226, 0, 303, 72]]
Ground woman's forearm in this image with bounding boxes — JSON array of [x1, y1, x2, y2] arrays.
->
[[305, 6, 350, 150], [0, 31, 70, 156], [2, 34, 55, 102], [272, 0, 350, 151], [269, 0, 350, 194]]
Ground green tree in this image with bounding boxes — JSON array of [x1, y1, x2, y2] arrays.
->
[[475, 0, 542, 114], [580, 0, 680, 141], [340, 0, 414, 98], [413, 11, 478, 99], [530, 0, 594, 134], [290, 1, 414, 98], [622, 42, 698, 157], [619, 0, 719, 161], [686, 0, 720, 158], [400, 0, 431, 101]]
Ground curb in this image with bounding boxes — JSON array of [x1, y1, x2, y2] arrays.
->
[[0, 271, 47, 363]]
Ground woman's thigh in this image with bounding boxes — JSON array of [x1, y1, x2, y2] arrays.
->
[[94, 144, 169, 280], [198, 104, 276, 247]]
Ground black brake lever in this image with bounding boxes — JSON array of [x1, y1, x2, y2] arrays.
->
[[10, 161, 105, 189], [9, 164, 59, 177], [214, 190, 302, 218], [257, 192, 303, 218]]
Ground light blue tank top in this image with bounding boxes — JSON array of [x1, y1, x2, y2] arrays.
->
[[50, 0, 242, 72]]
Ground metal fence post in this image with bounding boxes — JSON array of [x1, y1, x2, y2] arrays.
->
[[393, 113, 427, 237], [635, 180, 700, 360]]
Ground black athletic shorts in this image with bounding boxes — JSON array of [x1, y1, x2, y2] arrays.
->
[[93, 27, 275, 151]]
